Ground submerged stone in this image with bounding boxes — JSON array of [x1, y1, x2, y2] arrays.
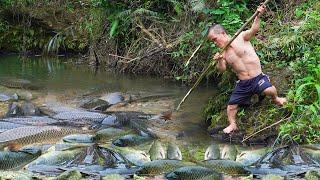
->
[[20, 102, 40, 116]]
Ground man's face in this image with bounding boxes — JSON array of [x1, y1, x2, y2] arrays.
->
[[207, 31, 227, 48]]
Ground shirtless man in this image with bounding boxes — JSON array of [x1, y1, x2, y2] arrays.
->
[[207, 5, 287, 134]]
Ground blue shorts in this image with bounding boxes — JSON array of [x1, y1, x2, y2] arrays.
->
[[228, 73, 272, 105]]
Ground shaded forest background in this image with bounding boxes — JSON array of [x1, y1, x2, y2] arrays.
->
[[0, 0, 319, 144]]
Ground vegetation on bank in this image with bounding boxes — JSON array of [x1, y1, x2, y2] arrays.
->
[[0, 0, 319, 143]]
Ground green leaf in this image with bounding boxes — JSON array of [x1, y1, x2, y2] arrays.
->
[[109, 19, 119, 38]]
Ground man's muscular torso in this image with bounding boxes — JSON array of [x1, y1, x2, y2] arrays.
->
[[222, 32, 262, 80]]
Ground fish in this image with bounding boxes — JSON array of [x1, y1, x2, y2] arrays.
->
[[93, 128, 129, 142], [112, 134, 152, 147], [199, 159, 250, 175], [52, 111, 107, 124], [165, 166, 221, 180], [0, 148, 41, 170], [100, 92, 124, 105], [0, 171, 33, 179], [80, 98, 110, 111], [109, 146, 151, 166], [0, 77, 31, 89], [221, 144, 237, 160], [0, 121, 25, 133], [0, 93, 18, 102], [136, 160, 195, 176], [303, 148, 320, 163], [0, 126, 85, 150], [1, 116, 59, 126], [149, 140, 165, 161], [236, 148, 269, 166], [204, 144, 220, 160], [167, 142, 182, 160], [63, 134, 94, 143], [29, 148, 84, 166]]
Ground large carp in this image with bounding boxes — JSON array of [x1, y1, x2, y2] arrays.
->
[[199, 159, 250, 175], [0, 148, 41, 170], [112, 134, 152, 147], [0, 77, 40, 90], [136, 160, 195, 176], [165, 166, 221, 180], [0, 121, 25, 133], [1, 116, 59, 126], [0, 126, 86, 150]]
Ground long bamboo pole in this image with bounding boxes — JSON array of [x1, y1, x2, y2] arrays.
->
[[176, 0, 272, 111]]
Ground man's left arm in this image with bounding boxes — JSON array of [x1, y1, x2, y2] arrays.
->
[[242, 5, 266, 41]]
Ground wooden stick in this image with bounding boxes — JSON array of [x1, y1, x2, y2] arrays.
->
[[185, 43, 203, 67], [176, 0, 272, 110], [241, 117, 289, 142]]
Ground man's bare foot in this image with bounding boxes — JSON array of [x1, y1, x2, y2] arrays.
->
[[223, 124, 238, 134], [274, 97, 287, 106]]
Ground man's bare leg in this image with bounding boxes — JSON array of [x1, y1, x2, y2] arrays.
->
[[223, 104, 239, 133], [262, 86, 287, 106]]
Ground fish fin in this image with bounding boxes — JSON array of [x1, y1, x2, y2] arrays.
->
[[7, 142, 21, 151]]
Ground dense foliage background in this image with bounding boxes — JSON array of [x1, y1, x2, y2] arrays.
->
[[0, 0, 319, 144]]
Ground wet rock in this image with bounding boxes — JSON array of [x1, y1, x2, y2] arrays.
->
[[261, 174, 284, 180], [102, 174, 125, 180], [21, 102, 41, 116], [305, 170, 320, 180], [5, 102, 22, 117], [100, 92, 124, 105], [221, 144, 237, 161], [56, 169, 82, 180]]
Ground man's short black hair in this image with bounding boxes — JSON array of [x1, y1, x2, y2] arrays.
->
[[207, 24, 226, 35]]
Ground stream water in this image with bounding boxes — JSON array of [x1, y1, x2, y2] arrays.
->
[[0, 55, 319, 179]]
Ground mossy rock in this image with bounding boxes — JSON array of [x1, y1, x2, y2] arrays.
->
[[305, 170, 320, 180], [102, 174, 125, 180]]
